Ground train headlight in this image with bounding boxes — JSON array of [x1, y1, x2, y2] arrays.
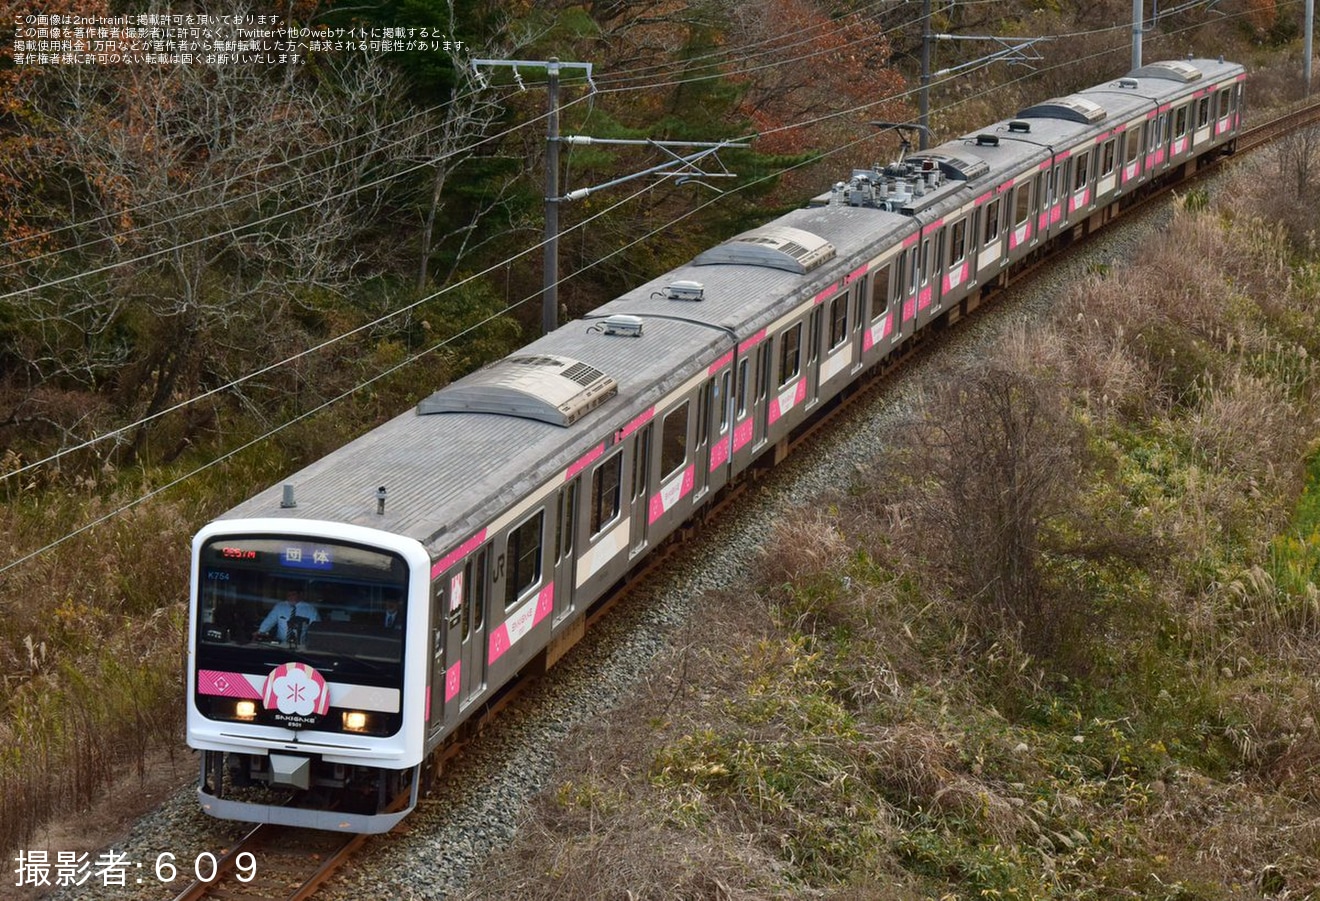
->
[[342, 711, 369, 733], [234, 700, 257, 721]]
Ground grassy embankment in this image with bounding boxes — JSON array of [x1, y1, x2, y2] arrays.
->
[[470, 149, 1320, 898]]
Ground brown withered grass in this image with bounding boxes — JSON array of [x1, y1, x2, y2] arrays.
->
[[463, 147, 1320, 898], [0, 485, 191, 856]]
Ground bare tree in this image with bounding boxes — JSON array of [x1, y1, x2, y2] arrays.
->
[[896, 365, 1086, 659], [0, 38, 436, 465], [1278, 124, 1320, 198]]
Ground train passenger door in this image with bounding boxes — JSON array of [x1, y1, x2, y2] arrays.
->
[[1097, 137, 1118, 199], [1215, 85, 1235, 138], [944, 218, 971, 299], [462, 546, 488, 707], [731, 352, 754, 473], [693, 379, 714, 501], [894, 244, 912, 331], [433, 544, 489, 726], [552, 479, 579, 625], [1009, 181, 1034, 254], [753, 340, 772, 450], [629, 424, 652, 557], [805, 305, 823, 411], [1124, 124, 1144, 186], [453, 545, 488, 710], [1171, 106, 1190, 158], [429, 583, 447, 738], [851, 280, 867, 371], [1155, 110, 1171, 168], [863, 257, 896, 358], [1069, 149, 1092, 217], [819, 288, 852, 398]]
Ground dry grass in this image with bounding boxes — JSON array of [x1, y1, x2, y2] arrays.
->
[[0, 483, 192, 856], [462, 153, 1320, 899]]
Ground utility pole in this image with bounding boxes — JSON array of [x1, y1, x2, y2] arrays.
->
[[1307, 0, 1314, 96], [920, 0, 931, 150], [544, 60, 561, 337], [473, 58, 748, 335], [1133, 0, 1143, 69], [472, 57, 594, 335]]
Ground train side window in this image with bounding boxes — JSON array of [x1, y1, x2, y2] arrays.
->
[[555, 482, 576, 563], [1126, 128, 1141, 163], [736, 358, 750, 417], [808, 306, 821, 364], [1101, 139, 1116, 177], [697, 380, 712, 449], [948, 221, 966, 265], [870, 263, 891, 317], [504, 509, 543, 609], [983, 199, 1001, 245], [779, 323, 802, 387], [1175, 106, 1188, 137], [460, 575, 470, 641], [1197, 97, 1210, 128], [919, 239, 931, 286], [466, 547, 487, 633], [1217, 88, 1230, 120], [632, 424, 651, 501], [829, 294, 848, 348], [1013, 183, 1031, 227], [441, 581, 457, 631], [718, 369, 732, 432], [660, 402, 689, 479], [1074, 151, 1090, 190], [589, 452, 622, 536]]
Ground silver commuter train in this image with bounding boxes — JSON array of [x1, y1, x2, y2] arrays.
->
[[187, 58, 1245, 832]]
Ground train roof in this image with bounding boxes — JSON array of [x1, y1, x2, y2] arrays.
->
[[220, 201, 916, 556], [1082, 57, 1245, 110], [214, 58, 1245, 562], [218, 311, 730, 550], [592, 203, 913, 336]]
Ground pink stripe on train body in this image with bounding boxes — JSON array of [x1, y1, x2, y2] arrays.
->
[[488, 582, 554, 664], [649, 465, 696, 524]]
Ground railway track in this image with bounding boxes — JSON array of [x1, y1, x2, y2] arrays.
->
[[159, 93, 1320, 901], [169, 824, 361, 901], [1237, 98, 1320, 153]]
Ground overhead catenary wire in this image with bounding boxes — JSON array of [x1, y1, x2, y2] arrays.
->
[[0, 3, 1268, 487], [0, 5, 1276, 572], [0, 0, 956, 289], [0, 15, 949, 480], [0, 86, 519, 270], [0, 89, 600, 302]]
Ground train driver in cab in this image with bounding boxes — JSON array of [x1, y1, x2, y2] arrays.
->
[[255, 587, 320, 642]]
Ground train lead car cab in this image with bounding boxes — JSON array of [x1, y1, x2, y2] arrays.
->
[[187, 519, 431, 833]]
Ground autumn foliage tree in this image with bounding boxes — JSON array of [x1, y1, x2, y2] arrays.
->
[[726, 0, 907, 158]]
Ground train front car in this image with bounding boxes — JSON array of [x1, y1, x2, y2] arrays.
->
[[187, 519, 431, 833]]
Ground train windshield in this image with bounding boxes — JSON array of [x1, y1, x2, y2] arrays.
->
[[196, 536, 409, 670]]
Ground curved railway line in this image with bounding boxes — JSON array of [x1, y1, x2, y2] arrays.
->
[[166, 96, 1320, 901]]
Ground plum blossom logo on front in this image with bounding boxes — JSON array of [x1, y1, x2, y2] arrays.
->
[[261, 662, 330, 719]]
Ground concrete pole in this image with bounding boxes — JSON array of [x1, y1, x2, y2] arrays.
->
[[543, 59, 560, 335], [919, 0, 931, 150], [1306, 0, 1313, 97], [1132, 0, 1143, 70]]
